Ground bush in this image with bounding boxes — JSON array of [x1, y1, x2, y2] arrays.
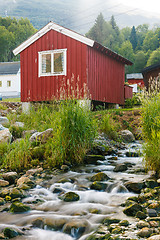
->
[[125, 94, 141, 108], [99, 113, 120, 141]]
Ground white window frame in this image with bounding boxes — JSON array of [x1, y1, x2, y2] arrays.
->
[[38, 49, 67, 77]]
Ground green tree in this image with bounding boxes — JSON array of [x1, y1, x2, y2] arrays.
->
[[119, 40, 135, 73], [121, 27, 131, 41], [143, 30, 159, 52], [130, 26, 137, 51], [136, 24, 149, 50], [147, 47, 160, 66], [134, 51, 147, 72], [0, 26, 14, 62]]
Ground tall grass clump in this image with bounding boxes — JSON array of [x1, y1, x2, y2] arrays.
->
[[141, 76, 160, 174], [99, 113, 120, 141], [45, 100, 97, 167], [2, 137, 32, 171]]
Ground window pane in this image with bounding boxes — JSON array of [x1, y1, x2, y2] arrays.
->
[[42, 54, 51, 73], [0, 81, 2, 87], [7, 81, 11, 87], [54, 52, 63, 73]]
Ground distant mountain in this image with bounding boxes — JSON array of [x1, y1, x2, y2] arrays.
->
[[0, 0, 160, 33]]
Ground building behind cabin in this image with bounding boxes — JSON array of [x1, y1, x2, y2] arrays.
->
[[0, 62, 20, 98]]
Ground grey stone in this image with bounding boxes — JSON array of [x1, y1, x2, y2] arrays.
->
[[29, 128, 53, 143], [0, 128, 12, 143], [120, 129, 135, 143], [113, 163, 128, 172], [0, 117, 9, 125], [148, 209, 158, 217]]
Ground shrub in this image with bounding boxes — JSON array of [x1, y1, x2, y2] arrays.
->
[[9, 125, 24, 139], [99, 113, 120, 141]]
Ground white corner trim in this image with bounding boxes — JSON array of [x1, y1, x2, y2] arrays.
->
[[13, 22, 94, 56]]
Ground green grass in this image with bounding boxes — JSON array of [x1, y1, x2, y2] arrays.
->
[[1, 98, 20, 102]]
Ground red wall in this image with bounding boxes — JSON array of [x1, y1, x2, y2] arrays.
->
[[87, 46, 125, 105], [127, 79, 144, 88], [124, 85, 133, 99], [20, 29, 88, 102]]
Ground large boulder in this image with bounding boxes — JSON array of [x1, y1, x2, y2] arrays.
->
[[123, 203, 142, 216], [0, 128, 12, 143], [120, 130, 135, 143], [10, 202, 30, 213], [29, 128, 53, 143], [124, 180, 145, 193], [113, 163, 128, 172]]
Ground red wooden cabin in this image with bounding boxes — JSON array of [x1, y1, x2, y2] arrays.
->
[[13, 22, 132, 105], [126, 73, 144, 90]]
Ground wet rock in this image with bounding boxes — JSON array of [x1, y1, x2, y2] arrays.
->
[[146, 179, 158, 189], [136, 220, 150, 229], [26, 168, 43, 176], [123, 203, 142, 216], [148, 209, 158, 217], [111, 227, 122, 234], [84, 155, 105, 164], [0, 128, 12, 143], [86, 232, 111, 240], [89, 208, 101, 214], [32, 218, 44, 229], [9, 188, 23, 199], [0, 179, 9, 187], [119, 220, 129, 226], [3, 228, 19, 239], [44, 218, 67, 230], [17, 176, 35, 188], [0, 117, 9, 125], [90, 181, 107, 191], [90, 172, 110, 182], [18, 184, 31, 190], [126, 151, 140, 157], [63, 220, 87, 237], [136, 211, 147, 220], [60, 192, 80, 202], [149, 221, 159, 228], [103, 217, 120, 225], [29, 128, 53, 144], [148, 235, 160, 240], [10, 202, 30, 213], [113, 163, 127, 172], [61, 165, 70, 172], [137, 227, 152, 238], [120, 130, 135, 143], [0, 197, 5, 205], [0, 188, 9, 198], [2, 172, 18, 184], [124, 180, 145, 193]]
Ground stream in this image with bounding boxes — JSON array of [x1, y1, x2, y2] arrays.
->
[[0, 141, 150, 240]]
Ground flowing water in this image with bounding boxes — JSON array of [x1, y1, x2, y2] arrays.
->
[[0, 142, 150, 239]]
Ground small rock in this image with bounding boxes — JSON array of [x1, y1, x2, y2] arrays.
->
[[90, 172, 110, 181], [2, 172, 18, 184], [60, 192, 80, 202], [119, 220, 129, 226], [137, 227, 152, 238], [113, 163, 127, 172], [136, 211, 147, 220], [90, 181, 107, 191], [84, 155, 105, 164], [0, 197, 5, 205], [146, 179, 158, 189], [124, 181, 145, 193], [120, 129, 135, 143], [0, 179, 9, 187], [136, 220, 150, 229], [17, 176, 35, 188], [148, 209, 158, 217], [3, 228, 19, 239], [29, 128, 53, 143], [10, 202, 30, 213], [0, 117, 9, 125], [0, 128, 12, 143], [9, 188, 23, 199], [63, 220, 87, 237], [123, 203, 142, 216], [103, 217, 120, 225], [61, 165, 70, 172], [26, 168, 43, 176], [111, 227, 122, 234], [149, 221, 159, 228]]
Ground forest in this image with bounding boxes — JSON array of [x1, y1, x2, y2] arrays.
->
[[1, 14, 160, 74]]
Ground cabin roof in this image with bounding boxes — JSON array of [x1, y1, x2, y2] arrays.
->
[[13, 21, 132, 66], [0, 62, 20, 75], [142, 63, 160, 74], [126, 73, 143, 79]]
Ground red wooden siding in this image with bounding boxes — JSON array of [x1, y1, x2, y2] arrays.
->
[[87, 46, 125, 105], [20, 29, 88, 102], [124, 85, 133, 99]]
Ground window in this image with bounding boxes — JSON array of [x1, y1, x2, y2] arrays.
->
[[7, 81, 11, 87], [38, 49, 67, 77], [0, 81, 2, 87]]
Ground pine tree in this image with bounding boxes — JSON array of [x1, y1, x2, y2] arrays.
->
[[130, 26, 137, 51]]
